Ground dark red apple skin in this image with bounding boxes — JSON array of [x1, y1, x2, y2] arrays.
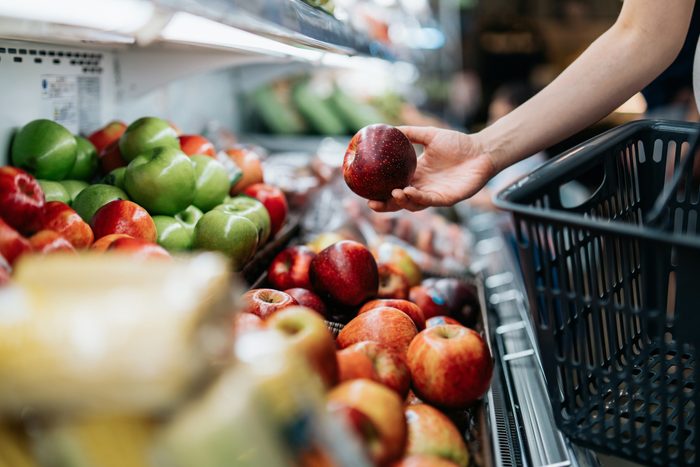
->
[[422, 278, 479, 327], [267, 245, 316, 290], [41, 201, 94, 249], [0, 218, 32, 266], [409, 285, 450, 320], [284, 288, 327, 317], [337, 306, 418, 357], [0, 166, 45, 234], [343, 124, 417, 201], [29, 230, 76, 254], [88, 121, 127, 153], [358, 299, 426, 331], [98, 140, 127, 175], [309, 240, 378, 312], [241, 288, 298, 319], [243, 183, 288, 237], [90, 200, 157, 243]]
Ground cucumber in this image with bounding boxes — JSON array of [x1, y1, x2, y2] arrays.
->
[[292, 83, 347, 135], [252, 86, 306, 135], [328, 88, 386, 132]]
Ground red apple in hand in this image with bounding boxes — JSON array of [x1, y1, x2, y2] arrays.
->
[[91, 233, 133, 251], [98, 140, 127, 175], [409, 285, 449, 320], [359, 299, 426, 331], [267, 306, 338, 388], [107, 237, 170, 259], [88, 120, 127, 153], [40, 201, 94, 249], [284, 288, 327, 317], [0, 218, 32, 266], [310, 240, 378, 311], [29, 230, 76, 254], [243, 183, 288, 237], [328, 379, 407, 465], [90, 200, 156, 243], [179, 134, 216, 157], [425, 316, 461, 328], [337, 307, 417, 357], [0, 166, 45, 234], [393, 455, 460, 467], [242, 288, 298, 319], [267, 245, 315, 290], [343, 124, 417, 201], [377, 263, 410, 299], [407, 325, 493, 409], [404, 404, 470, 467], [337, 341, 411, 396]]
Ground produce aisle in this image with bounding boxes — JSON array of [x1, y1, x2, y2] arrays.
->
[[0, 1, 692, 467]]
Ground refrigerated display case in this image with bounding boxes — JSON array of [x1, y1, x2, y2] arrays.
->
[[0, 1, 616, 466]]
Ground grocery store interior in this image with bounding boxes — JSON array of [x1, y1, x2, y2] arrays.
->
[[0, 1, 698, 466]]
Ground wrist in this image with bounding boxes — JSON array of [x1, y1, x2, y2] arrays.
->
[[471, 126, 504, 177]]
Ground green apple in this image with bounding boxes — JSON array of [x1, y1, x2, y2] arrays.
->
[[190, 154, 229, 212], [119, 117, 179, 162], [59, 180, 89, 205], [38, 180, 71, 204], [66, 136, 98, 181], [72, 184, 129, 222], [102, 167, 127, 190], [153, 215, 192, 251], [193, 210, 259, 270], [124, 147, 195, 216], [175, 205, 203, 236], [11, 119, 77, 180], [219, 196, 271, 247]]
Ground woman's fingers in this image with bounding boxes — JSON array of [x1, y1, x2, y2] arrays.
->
[[397, 126, 435, 146], [368, 199, 401, 212], [393, 188, 428, 212]]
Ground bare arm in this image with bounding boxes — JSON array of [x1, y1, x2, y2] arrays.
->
[[370, 0, 695, 212]]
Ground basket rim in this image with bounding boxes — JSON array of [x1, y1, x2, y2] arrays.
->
[[494, 119, 700, 249]]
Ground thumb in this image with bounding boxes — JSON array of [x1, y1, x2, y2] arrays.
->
[[397, 126, 435, 146]]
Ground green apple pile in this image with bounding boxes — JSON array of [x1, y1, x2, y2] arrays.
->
[[5, 117, 284, 271]]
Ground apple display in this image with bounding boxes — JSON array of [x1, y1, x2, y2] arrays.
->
[[343, 124, 417, 201], [243, 183, 288, 237], [309, 240, 378, 310], [124, 147, 195, 216], [358, 299, 426, 331], [337, 341, 410, 396], [0, 166, 45, 234], [40, 201, 94, 249], [241, 288, 298, 319], [266, 306, 338, 388], [268, 245, 316, 290], [118, 116, 180, 162], [328, 379, 407, 465], [90, 200, 157, 243], [11, 119, 77, 181], [337, 307, 418, 356], [404, 404, 469, 467], [407, 325, 493, 409], [284, 288, 327, 317]]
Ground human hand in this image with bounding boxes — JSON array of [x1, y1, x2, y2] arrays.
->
[[368, 126, 496, 212]]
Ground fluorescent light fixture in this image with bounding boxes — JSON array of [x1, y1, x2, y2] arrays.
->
[[161, 12, 325, 62], [615, 92, 648, 114], [0, 0, 154, 33]]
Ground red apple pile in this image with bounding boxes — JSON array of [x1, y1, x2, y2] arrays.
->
[[0, 117, 293, 283], [235, 235, 492, 466]]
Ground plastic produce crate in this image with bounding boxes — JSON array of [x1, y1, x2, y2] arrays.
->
[[495, 120, 700, 466]]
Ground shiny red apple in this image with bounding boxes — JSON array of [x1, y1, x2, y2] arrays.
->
[[179, 134, 216, 157], [309, 240, 378, 312], [243, 183, 288, 237], [337, 341, 411, 397], [358, 299, 426, 331], [404, 404, 470, 467], [226, 145, 264, 194], [284, 288, 327, 317], [40, 201, 94, 249], [337, 307, 417, 357], [0, 166, 45, 234], [90, 200, 156, 243], [242, 288, 298, 319], [267, 245, 315, 290], [29, 230, 76, 254], [407, 325, 493, 409], [0, 217, 32, 266], [87, 120, 127, 153], [343, 124, 417, 201]]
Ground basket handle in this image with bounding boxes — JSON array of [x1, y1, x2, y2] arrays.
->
[[644, 123, 700, 227]]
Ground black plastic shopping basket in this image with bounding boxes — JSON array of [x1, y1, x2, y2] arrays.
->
[[495, 120, 700, 466]]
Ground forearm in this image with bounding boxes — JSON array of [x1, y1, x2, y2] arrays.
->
[[476, 0, 694, 171]]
